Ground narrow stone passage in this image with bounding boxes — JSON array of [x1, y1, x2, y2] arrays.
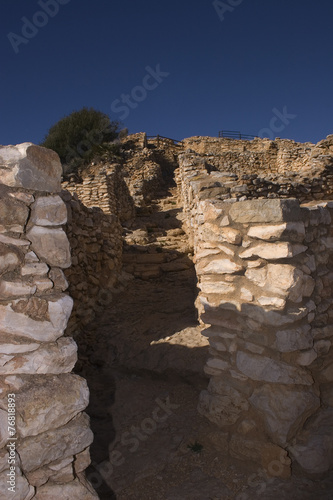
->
[[74, 188, 333, 499]]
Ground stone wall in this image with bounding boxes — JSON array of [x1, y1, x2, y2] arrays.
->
[[62, 163, 135, 334], [182, 136, 333, 202], [0, 144, 97, 499], [177, 148, 333, 477]]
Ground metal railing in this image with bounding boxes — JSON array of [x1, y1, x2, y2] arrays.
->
[[218, 130, 257, 140], [147, 135, 184, 147]]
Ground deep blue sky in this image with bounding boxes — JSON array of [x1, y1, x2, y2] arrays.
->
[[1, 0, 333, 146]]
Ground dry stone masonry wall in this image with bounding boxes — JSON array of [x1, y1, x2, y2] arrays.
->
[[177, 141, 333, 477], [62, 164, 135, 334], [183, 136, 333, 203], [0, 143, 97, 499]]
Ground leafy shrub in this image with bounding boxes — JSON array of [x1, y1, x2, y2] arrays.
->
[[40, 107, 120, 176]]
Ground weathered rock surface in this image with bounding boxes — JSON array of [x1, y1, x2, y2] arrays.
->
[[0, 338, 77, 375], [0, 143, 62, 192], [27, 226, 71, 268], [13, 374, 89, 437], [236, 351, 313, 385], [0, 295, 73, 342], [17, 413, 93, 472], [289, 409, 333, 474], [249, 385, 320, 445], [229, 199, 301, 224], [30, 195, 67, 226], [33, 477, 99, 499]]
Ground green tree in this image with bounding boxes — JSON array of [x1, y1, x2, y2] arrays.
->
[[40, 107, 120, 175]]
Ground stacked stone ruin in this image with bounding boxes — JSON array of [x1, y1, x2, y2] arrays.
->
[[176, 138, 333, 477], [0, 144, 97, 499], [1, 134, 333, 497]]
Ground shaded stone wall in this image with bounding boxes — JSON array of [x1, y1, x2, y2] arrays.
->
[[177, 149, 333, 477], [0, 144, 97, 499], [62, 164, 135, 334]]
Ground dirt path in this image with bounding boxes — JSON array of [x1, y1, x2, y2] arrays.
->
[[75, 191, 333, 500]]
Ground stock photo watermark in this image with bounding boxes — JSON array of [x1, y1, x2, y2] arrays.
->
[[7, 0, 71, 54], [213, 0, 245, 22], [258, 106, 297, 139], [235, 450, 291, 499], [111, 65, 170, 120], [86, 396, 179, 490]]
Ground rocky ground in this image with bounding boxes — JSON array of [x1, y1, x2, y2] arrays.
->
[[74, 190, 333, 500]]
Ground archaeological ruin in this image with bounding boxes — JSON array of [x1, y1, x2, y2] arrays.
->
[[0, 132, 333, 498]]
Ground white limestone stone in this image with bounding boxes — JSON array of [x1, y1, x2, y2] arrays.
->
[[249, 385, 320, 446], [0, 338, 77, 375], [0, 295, 73, 342], [26, 226, 71, 268], [0, 143, 62, 192], [21, 263, 49, 276], [296, 349, 318, 366], [240, 242, 307, 260], [0, 252, 20, 274], [17, 413, 93, 472], [275, 325, 313, 352], [236, 351, 313, 385], [247, 222, 305, 242], [199, 257, 243, 275], [0, 280, 36, 298], [30, 195, 67, 226]]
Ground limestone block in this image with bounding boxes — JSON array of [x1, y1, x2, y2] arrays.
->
[[198, 386, 249, 426], [0, 468, 35, 500], [18, 413, 93, 472], [236, 351, 313, 385], [229, 199, 301, 224], [206, 358, 230, 371], [296, 349, 318, 366], [0, 252, 20, 275], [9, 192, 34, 205], [0, 193, 29, 228], [26, 456, 74, 487], [49, 268, 69, 291], [229, 436, 291, 478], [0, 295, 73, 342], [314, 339, 331, 355], [24, 251, 39, 262], [0, 338, 77, 375], [257, 296, 286, 309], [275, 325, 313, 352], [74, 448, 92, 474], [27, 226, 71, 268], [240, 288, 254, 301], [249, 385, 320, 446], [0, 337, 39, 354], [245, 264, 312, 302], [0, 143, 62, 193], [30, 195, 67, 226], [240, 242, 307, 260], [0, 280, 36, 299], [197, 256, 243, 275], [288, 409, 333, 474], [21, 263, 49, 276], [33, 477, 99, 499], [14, 373, 88, 437], [197, 200, 225, 221], [243, 303, 309, 327], [198, 224, 241, 245], [33, 277, 54, 292], [247, 222, 305, 242], [198, 280, 235, 295], [0, 234, 30, 247]]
